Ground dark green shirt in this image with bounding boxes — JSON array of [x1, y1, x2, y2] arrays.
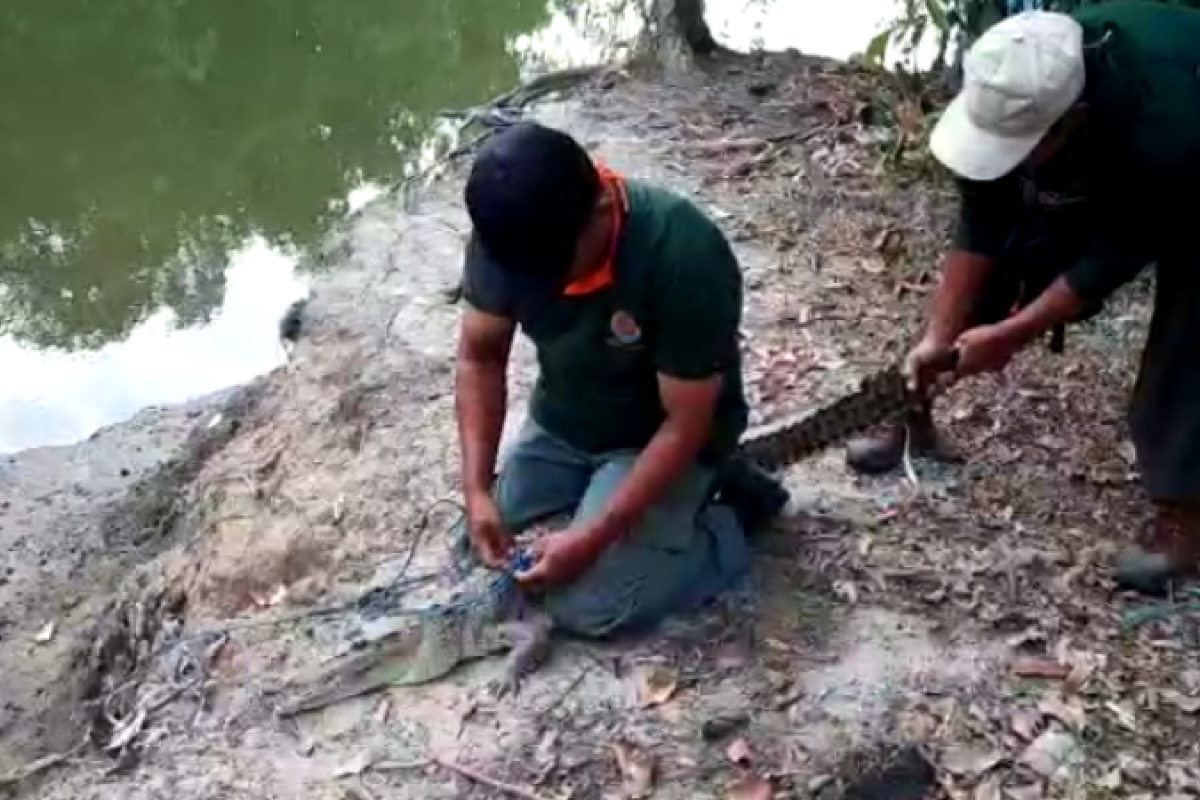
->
[[463, 179, 748, 461], [953, 0, 1200, 303]]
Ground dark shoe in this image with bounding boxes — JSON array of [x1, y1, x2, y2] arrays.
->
[[1114, 505, 1200, 595], [845, 422, 908, 475], [844, 404, 959, 476], [715, 456, 790, 535]]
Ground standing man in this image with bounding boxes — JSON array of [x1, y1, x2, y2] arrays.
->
[[855, 2, 1200, 594], [453, 121, 789, 637]]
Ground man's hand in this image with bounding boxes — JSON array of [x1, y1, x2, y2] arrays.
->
[[514, 526, 602, 589], [903, 336, 960, 395], [465, 492, 515, 569], [953, 323, 1022, 379]]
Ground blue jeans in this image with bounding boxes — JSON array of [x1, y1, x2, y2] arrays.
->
[[452, 420, 750, 638]]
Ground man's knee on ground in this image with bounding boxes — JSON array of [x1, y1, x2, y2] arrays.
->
[[540, 505, 740, 639], [540, 586, 634, 639]]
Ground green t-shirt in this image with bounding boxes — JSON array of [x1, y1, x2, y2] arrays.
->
[[951, 1, 1200, 302], [462, 179, 748, 461]]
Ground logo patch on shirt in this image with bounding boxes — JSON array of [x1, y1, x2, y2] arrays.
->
[[609, 310, 642, 346]]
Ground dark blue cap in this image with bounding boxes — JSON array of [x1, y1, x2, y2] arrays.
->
[[464, 121, 600, 285]]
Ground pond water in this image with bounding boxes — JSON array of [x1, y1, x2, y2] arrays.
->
[[0, 0, 897, 453]]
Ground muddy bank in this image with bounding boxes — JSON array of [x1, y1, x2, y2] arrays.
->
[[0, 380, 265, 763], [2, 52, 1189, 800]]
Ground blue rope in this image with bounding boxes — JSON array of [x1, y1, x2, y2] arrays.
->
[[1120, 587, 1200, 630], [389, 549, 533, 620], [356, 504, 535, 621]]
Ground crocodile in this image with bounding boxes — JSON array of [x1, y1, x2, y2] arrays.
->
[[273, 351, 958, 716], [274, 552, 548, 717]]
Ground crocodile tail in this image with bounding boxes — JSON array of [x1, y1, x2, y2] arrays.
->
[[736, 366, 916, 471]]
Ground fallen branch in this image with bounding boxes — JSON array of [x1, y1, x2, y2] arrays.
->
[[678, 124, 832, 155], [0, 739, 88, 792], [372, 758, 548, 800], [492, 64, 610, 110], [434, 758, 548, 800], [438, 64, 611, 125]]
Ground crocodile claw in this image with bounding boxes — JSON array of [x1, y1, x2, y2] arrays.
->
[[485, 668, 524, 701]]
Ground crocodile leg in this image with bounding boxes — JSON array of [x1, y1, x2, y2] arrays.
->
[[487, 612, 554, 699]]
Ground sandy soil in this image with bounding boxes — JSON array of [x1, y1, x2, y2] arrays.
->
[[2, 53, 1195, 800]]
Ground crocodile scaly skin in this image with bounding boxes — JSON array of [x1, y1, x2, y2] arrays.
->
[[736, 363, 922, 470]]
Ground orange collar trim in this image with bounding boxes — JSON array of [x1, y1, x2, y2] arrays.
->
[[563, 164, 627, 297]]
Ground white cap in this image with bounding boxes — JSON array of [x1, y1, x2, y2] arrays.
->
[[930, 10, 1085, 181]]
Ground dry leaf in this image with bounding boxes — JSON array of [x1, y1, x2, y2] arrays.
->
[[725, 737, 752, 767], [612, 741, 656, 799], [106, 707, 148, 751], [1009, 708, 1043, 741], [1037, 696, 1086, 731], [806, 775, 833, 794], [1004, 783, 1044, 800], [268, 584, 288, 606], [635, 665, 679, 708], [833, 580, 859, 603], [1062, 661, 1095, 695], [974, 773, 1004, 800], [1105, 700, 1137, 731], [728, 775, 773, 800], [941, 745, 1003, 778], [1096, 768, 1122, 790], [204, 635, 229, 665], [1019, 729, 1082, 779], [33, 621, 56, 644], [1010, 657, 1070, 680], [333, 751, 375, 778], [1163, 690, 1200, 714]]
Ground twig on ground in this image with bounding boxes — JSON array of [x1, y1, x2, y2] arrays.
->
[[373, 758, 547, 800], [433, 757, 548, 800], [0, 738, 89, 791], [534, 667, 588, 721], [340, 779, 379, 800]]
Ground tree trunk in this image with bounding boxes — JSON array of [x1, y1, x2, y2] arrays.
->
[[643, 0, 719, 73], [667, 0, 719, 54]]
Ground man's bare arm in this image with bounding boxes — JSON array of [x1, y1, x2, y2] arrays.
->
[[581, 374, 721, 551], [997, 275, 1089, 350], [925, 249, 997, 344], [455, 309, 516, 500]]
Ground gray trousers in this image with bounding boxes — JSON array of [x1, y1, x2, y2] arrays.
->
[[452, 420, 749, 638], [1130, 246, 1200, 503]]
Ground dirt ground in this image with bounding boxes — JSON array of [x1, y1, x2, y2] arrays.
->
[[3, 52, 1198, 800]]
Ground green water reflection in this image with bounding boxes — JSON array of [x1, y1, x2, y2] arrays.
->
[[0, 0, 554, 351]]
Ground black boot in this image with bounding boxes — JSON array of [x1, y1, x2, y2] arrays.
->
[[1114, 504, 1200, 596], [844, 401, 959, 476], [715, 456, 790, 535]]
